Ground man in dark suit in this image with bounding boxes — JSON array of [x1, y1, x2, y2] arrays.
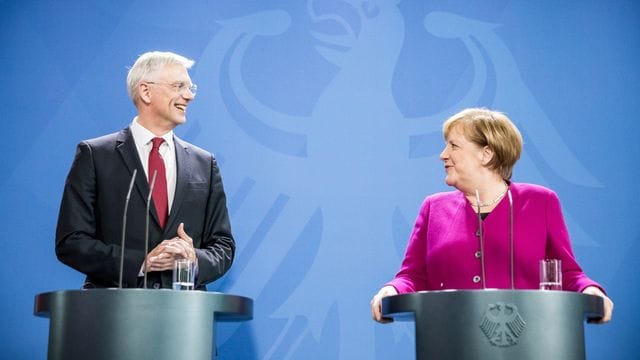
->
[[55, 51, 235, 289]]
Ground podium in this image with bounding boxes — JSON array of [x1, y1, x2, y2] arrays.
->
[[382, 290, 603, 360], [34, 289, 253, 360]]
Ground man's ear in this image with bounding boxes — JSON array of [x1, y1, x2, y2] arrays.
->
[[138, 82, 152, 105]]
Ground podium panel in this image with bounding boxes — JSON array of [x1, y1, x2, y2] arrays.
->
[[382, 290, 603, 360], [34, 289, 252, 360]]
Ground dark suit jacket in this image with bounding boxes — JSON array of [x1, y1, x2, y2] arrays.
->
[[55, 127, 235, 289]]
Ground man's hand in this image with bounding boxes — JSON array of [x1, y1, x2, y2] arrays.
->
[[144, 223, 196, 272], [175, 222, 196, 262]]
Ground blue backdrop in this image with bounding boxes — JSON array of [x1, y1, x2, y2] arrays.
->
[[1, 1, 639, 358]]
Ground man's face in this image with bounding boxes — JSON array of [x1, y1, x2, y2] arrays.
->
[[145, 63, 195, 130]]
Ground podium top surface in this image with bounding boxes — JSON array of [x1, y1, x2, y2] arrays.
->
[[34, 289, 253, 322], [382, 289, 604, 322]]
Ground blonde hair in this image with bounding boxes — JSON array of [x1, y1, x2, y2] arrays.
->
[[126, 51, 194, 103], [443, 108, 523, 179]]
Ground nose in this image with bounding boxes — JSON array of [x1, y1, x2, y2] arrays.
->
[[182, 89, 195, 101], [439, 146, 448, 161]]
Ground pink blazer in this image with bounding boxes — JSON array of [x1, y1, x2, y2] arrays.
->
[[387, 182, 602, 293]]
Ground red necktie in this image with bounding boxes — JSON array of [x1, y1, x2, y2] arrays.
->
[[148, 137, 168, 228]]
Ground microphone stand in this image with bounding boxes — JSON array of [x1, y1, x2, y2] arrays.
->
[[476, 187, 516, 290], [119, 169, 138, 288], [475, 190, 487, 289], [143, 170, 157, 289], [508, 189, 514, 289]]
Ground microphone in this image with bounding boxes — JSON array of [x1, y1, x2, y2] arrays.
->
[[507, 189, 514, 289], [143, 170, 157, 289], [119, 169, 138, 288], [475, 186, 516, 290], [475, 190, 487, 289]]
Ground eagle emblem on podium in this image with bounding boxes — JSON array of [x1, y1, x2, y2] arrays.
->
[[479, 302, 526, 347]]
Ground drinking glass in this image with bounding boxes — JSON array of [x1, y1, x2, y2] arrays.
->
[[539, 259, 562, 290], [172, 259, 195, 290]]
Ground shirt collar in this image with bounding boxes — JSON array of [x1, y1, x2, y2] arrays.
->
[[130, 117, 174, 149]]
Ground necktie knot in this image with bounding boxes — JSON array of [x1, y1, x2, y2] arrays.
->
[[151, 137, 164, 151]]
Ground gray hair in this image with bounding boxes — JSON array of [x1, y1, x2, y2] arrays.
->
[[126, 51, 194, 102]]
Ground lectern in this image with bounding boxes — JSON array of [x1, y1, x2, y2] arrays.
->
[[382, 290, 603, 360], [34, 289, 253, 360]]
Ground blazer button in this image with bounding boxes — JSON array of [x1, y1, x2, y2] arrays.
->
[[473, 275, 481, 283], [153, 283, 160, 289], [475, 251, 482, 259]]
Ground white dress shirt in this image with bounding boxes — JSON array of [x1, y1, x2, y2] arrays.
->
[[129, 117, 177, 212]]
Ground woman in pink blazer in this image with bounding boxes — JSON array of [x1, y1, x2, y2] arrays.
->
[[370, 108, 613, 323]]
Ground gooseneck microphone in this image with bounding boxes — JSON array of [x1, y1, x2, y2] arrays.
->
[[475, 187, 515, 290], [475, 190, 487, 289], [507, 189, 514, 289], [119, 169, 138, 288], [143, 170, 158, 289]]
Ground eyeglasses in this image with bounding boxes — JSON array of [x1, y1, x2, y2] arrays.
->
[[145, 81, 197, 96]]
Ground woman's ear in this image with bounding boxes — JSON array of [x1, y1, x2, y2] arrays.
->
[[482, 146, 494, 165]]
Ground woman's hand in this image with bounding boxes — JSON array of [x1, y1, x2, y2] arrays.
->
[[582, 286, 614, 323], [370, 286, 398, 323]]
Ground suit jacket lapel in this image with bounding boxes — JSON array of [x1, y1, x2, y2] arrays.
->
[[115, 127, 162, 228], [166, 135, 191, 231]]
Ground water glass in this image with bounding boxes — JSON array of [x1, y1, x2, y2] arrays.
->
[[172, 259, 195, 290], [539, 259, 562, 290]]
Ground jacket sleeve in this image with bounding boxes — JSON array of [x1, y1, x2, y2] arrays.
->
[[385, 197, 430, 293], [193, 156, 235, 287], [55, 141, 144, 287], [544, 190, 604, 293]]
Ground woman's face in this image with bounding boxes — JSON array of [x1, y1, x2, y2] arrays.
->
[[439, 125, 485, 191]]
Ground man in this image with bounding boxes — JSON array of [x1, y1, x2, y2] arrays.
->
[[55, 51, 235, 289]]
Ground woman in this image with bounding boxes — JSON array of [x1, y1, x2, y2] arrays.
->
[[371, 108, 613, 323]]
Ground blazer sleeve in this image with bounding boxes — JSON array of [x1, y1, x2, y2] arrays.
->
[[194, 156, 235, 287], [385, 197, 430, 293], [544, 190, 604, 293], [55, 141, 144, 287]]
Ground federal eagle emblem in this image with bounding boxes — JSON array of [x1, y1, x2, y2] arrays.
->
[[479, 302, 526, 347]]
